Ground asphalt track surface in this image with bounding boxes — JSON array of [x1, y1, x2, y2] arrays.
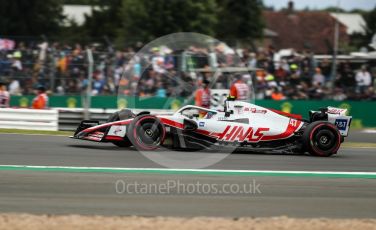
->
[[0, 133, 375, 218], [347, 129, 376, 143]]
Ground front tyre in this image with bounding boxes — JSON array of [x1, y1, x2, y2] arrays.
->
[[303, 121, 341, 157], [127, 115, 166, 151]]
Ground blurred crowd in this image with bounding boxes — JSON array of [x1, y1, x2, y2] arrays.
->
[[248, 48, 376, 101], [0, 41, 375, 101]]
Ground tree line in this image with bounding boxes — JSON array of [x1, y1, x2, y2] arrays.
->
[[0, 0, 264, 47], [0, 0, 375, 49]]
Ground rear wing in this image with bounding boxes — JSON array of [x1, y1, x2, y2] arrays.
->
[[310, 107, 352, 137]]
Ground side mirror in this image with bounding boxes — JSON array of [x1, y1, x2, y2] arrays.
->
[[183, 119, 198, 131]]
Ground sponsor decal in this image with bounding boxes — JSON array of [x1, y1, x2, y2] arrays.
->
[[86, 131, 104, 141], [199, 122, 205, 127], [335, 119, 348, 131], [328, 108, 345, 115], [244, 107, 267, 114], [217, 125, 270, 143], [115, 127, 123, 134], [108, 125, 126, 137]]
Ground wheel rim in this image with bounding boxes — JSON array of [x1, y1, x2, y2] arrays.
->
[[135, 120, 162, 147], [312, 128, 337, 152]]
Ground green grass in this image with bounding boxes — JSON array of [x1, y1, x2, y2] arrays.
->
[[0, 129, 72, 136], [342, 142, 376, 148], [351, 127, 376, 131]]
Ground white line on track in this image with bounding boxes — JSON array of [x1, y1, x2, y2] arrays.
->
[[1, 165, 376, 177], [362, 129, 376, 134]]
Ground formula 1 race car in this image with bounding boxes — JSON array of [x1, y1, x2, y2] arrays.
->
[[71, 98, 352, 157]]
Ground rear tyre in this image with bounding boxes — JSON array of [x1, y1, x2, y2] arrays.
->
[[303, 121, 341, 157], [127, 115, 166, 151]]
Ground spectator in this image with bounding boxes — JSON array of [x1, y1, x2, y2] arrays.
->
[[289, 64, 300, 86], [194, 79, 211, 108], [319, 58, 331, 81], [274, 63, 288, 83], [92, 73, 105, 95], [333, 88, 347, 101], [312, 67, 325, 86], [338, 62, 355, 91], [230, 75, 250, 101], [1, 39, 374, 102], [56, 85, 65, 95], [271, 87, 285, 101], [11, 51, 22, 71], [8, 79, 21, 95], [365, 86, 376, 100], [155, 83, 167, 98], [301, 66, 312, 85], [0, 81, 10, 108], [265, 72, 277, 88], [247, 52, 257, 68], [151, 48, 165, 74], [32, 85, 48, 109], [355, 65, 372, 94]]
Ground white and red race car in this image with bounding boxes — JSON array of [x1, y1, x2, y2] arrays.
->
[[71, 98, 352, 157]]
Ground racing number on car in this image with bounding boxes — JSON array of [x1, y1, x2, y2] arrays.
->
[[289, 119, 298, 127]]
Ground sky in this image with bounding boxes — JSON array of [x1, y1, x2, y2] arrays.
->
[[263, 0, 376, 11]]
